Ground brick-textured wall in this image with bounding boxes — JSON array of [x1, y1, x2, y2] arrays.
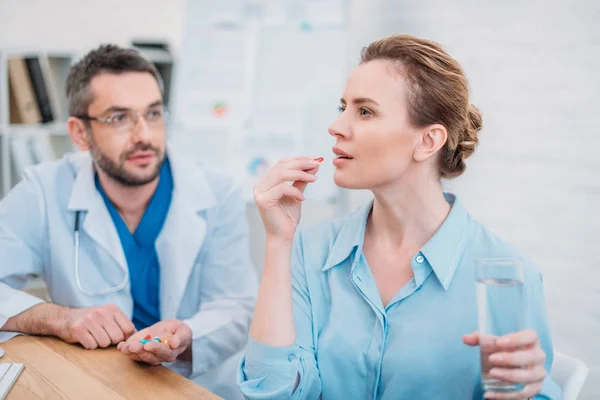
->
[[348, 0, 600, 397]]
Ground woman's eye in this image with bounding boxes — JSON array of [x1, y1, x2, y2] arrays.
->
[[359, 107, 373, 117]]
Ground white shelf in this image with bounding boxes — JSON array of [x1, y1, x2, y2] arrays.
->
[[5, 121, 69, 136], [134, 47, 173, 64], [1, 49, 76, 197], [1, 48, 76, 58]]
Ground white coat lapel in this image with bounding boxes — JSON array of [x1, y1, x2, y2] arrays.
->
[[66, 153, 128, 272], [156, 153, 216, 320]]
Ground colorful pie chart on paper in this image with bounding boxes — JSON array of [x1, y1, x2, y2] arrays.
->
[[212, 102, 228, 118], [247, 156, 270, 176]]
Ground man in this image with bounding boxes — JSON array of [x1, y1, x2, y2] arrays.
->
[[0, 44, 257, 399]]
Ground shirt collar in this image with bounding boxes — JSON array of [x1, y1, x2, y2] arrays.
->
[[322, 193, 471, 291], [322, 201, 371, 272], [420, 193, 470, 290]]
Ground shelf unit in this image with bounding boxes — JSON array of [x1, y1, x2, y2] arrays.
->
[[0, 49, 78, 197]]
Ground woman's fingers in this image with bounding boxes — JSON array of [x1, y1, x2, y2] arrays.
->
[[254, 156, 322, 193], [256, 167, 318, 193], [276, 156, 322, 168], [256, 183, 305, 207], [489, 347, 546, 368], [293, 164, 320, 192]]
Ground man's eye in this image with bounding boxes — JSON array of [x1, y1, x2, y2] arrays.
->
[[146, 110, 163, 120], [110, 113, 128, 124]]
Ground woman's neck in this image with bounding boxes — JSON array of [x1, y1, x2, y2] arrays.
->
[[367, 176, 451, 250]]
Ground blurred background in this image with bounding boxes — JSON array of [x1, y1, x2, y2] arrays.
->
[[1, 0, 598, 397]]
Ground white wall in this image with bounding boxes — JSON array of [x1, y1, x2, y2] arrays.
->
[[0, 0, 186, 54], [349, 0, 599, 397], [2, 0, 598, 397]]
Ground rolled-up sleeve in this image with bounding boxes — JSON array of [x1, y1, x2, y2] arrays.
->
[[238, 232, 322, 400]]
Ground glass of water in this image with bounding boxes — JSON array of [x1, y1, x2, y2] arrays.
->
[[475, 258, 525, 393]]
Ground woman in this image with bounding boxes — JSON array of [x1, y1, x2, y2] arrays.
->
[[238, 35, 561, 399]]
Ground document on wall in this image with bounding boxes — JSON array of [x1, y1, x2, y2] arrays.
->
[[170, 127, 231, 171], [171, 25, 253, 128], [252, 25, 346, 99], [172, 0, 348, 203], [242, 25, 346, 201], [229, 101, 305, 200], [232, 132, 301, 202]]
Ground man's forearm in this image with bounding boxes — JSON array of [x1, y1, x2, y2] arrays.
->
[[1, 303, 68, 336]]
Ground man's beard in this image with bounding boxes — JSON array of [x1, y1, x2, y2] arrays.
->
[[90, 142, 164, 187]]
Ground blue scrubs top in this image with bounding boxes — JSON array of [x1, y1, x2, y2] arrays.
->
[[95, 158, 173, 330]]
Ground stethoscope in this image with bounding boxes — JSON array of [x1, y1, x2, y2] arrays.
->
[[74, 210, 129, 296]]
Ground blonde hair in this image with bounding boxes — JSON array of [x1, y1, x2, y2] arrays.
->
[[361, 34, 482, 178]]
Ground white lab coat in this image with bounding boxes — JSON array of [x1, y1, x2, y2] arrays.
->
[[0, 150, 258, 399]]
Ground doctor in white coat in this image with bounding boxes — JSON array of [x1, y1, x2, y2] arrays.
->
[[0, 44, 257, 399]]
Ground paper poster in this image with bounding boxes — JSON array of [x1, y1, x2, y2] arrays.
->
[[229, 101, 305, 200], [170, 127, 231, 170], [171, 0, 348, 202], [232, 132, 300, 201], [175, 95, 243, 128], [245, 101, 305, 132], [171, 25, 253, 128], [252, 26, 346, 99], [176, 27, 248, 92]]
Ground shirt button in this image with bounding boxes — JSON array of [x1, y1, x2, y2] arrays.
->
[[287, 353, 296, 362], [415, 255, 424, 264]]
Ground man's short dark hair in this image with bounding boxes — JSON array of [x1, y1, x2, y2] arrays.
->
[[66, 44, 163, 117]]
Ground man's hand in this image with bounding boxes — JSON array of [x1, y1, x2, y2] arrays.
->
[[463, 329, 546, 399], [57, 304, 136, 350], [117, 319, 192, 365], [1, 303, 135, 350]]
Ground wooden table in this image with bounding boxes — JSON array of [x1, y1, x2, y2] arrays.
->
[[1, 336, 222, 399]]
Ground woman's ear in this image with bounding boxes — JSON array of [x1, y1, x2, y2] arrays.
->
[[413, 124, 448, 162], [67, 117, 91, 151]]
